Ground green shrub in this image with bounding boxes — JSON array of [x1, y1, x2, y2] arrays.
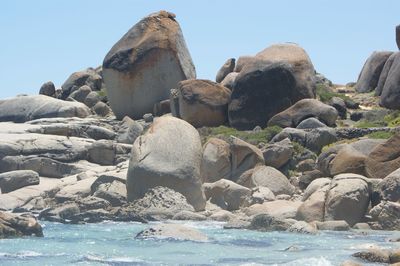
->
[[97, 88, 107, 98], [384, 110, 400, 127], [200, 125, 282, 145], [366, 131, 394, 139], [354, 120, 385, 128], [316, 83, 352, 103]]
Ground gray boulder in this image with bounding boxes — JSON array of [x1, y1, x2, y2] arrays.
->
[[102, 11, 195, 119], [216, 58, 235, 83], [174, 79, 231, 127], [324, 174, 371, 226], [379, 168, 400, 202], [203, 179, 251, 210], [69, 85, 92, 103], [375, 52, 397, 96], [237, 165, 295, 196], [126, 116, 206, 211], [116, 116, 143, 144], [369, 201, 400, 230], [61, 68, 102, 99], [0, 170, 39, 193], [0, 95, 91, 122], [355, 51, 393, 93], [262, 138, 293, 169], [380, 52, 400, 109], [220, 72, 238, 90], [84, 91, 101, 108], [296, 117, 327, 129], [268, 99, 338, 128], [39, 81, 56, 97], [397, 25, 400, 50]]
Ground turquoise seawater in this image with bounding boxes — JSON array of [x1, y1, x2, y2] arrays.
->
[[0, 221, 399, 265]]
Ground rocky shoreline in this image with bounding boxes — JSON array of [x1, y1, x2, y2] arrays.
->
[[1, 9, 400, 266]]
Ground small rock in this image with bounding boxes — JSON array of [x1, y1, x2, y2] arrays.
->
[[136, 224, 208, 242]]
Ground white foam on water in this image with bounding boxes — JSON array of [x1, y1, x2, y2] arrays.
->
[[84, 254, 145, 263], [278, 257, 333, 266]]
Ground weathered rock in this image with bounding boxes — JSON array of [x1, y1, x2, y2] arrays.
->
[[352, 249, 391, 263], [0, 95, 91, 122], [127, 116, 205, 211], [0, 211, 43, 238], [297, 178, 331, 222], [244, 200, 301, 219], [262, 138, 293, 169], [324, 174, 371, 226], [369, 201, 400, 230], [216, 58, 235, 83], [228, 61, 297, 129], [220, 72, 238, 90], [229, 136, 265, 181], [116, 116, 143, 144], [397, 25, 400, 50], [355, 51, 393, 93], [296, 159, 316, 172], [88, 140, 131, 166], [136, 224, 208, 242], [0, 170, 39, 193], [200, 138, 231, 183], [128, 186, 194, 219], [55, 177, 97, 202], [248, 213, 292, 231], [153, 99, 171, 116], [376, 52, 397, 96], [296, 117, 327, 129], [172, 211, 206, 221], [329, 146, 368, 176], [102, 11, 195, 119], [365, 133, 400, 179], [237, 165, 294, 196], [69, 85, 92, 103], [39, 81, 56, 97], [93, 102, 112, 117], [39, 203, 81, 222], [316, 220, 350, 231], [175, 79, 231, 127], [255, 43, 316, 101], [61, 68, 102, 99], [353, 223, 371, 230], [84, 91, 101, 108], [287, 221, 318, 234], [329, 97, 347, 119], [247, 186, 275, 205], [298, 169, 324, 190], [380, 53, 400, 109], [379, 168, 400, 202], [203, 179, 251, 210], [268, 99, 338, 128], [234, 56, 256, 72], [92, 180, 126, 207]]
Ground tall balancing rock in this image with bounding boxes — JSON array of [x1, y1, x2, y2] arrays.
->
[[102, 11, 196, 120]]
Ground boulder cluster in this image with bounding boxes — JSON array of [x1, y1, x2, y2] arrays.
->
[[1, 10, 400, 243]]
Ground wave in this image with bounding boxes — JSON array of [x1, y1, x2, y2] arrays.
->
[[0, 251, 65, 260], [79, 254, 149, 266], [276, 257, 333, 266]]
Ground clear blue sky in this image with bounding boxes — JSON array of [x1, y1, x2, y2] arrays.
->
[[1, 0, 399, 99]]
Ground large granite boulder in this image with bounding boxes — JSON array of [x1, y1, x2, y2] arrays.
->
[[375, 52, 397, 96], [324, 174, 371, 226], [0, 95, 91, 122], [102, 11, 196, 119], [126, 116, 206, 211], [174, 79, 231, 127], [355, 51, 393, 93], [365, 133, 400, 179], [0, 170, 40, 193], [380, 52, 400, 109], [228, 62, 296, 129], [369, 201, 400, 230], [0, 211, 43, 238], [255, 43, 316, 100], [268, 99, 338, 128]]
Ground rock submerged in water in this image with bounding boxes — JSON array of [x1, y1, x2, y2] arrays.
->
[[136, 224, 208, 242], [102, 10, 196, 120]]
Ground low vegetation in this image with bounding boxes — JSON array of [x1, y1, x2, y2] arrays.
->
[[366, 131, 395, 139], [199, 125, 282, 145], [316, 83, 352, 103]]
